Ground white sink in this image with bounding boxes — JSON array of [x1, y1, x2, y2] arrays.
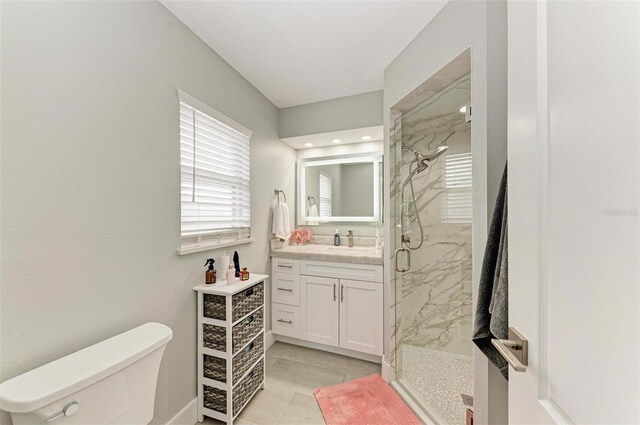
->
[[324, 246, 371, 254]]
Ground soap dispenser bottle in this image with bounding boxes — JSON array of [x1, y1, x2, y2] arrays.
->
[[334, 229, 341, 246], [204, 258, 216, 285]]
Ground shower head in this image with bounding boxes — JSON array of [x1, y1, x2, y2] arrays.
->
[[404, 145, 448, 170], [401, 145, 448, 187]]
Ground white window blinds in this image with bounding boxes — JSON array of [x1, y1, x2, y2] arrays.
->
[[319, 172, 332, 217], [179, 91, 252, 249], [442, 152, 472, 223]]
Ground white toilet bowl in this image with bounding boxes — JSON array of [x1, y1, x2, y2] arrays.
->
[[0, 322, 172, 425]]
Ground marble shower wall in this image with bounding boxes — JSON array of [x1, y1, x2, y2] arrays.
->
[[393, 75, 473, 357]]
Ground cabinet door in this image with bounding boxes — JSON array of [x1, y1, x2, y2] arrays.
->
[[339, 279, 383, 356], [301, 275, 339, 347]]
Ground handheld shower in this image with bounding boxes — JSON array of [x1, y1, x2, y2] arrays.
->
[[400, 145, 448, 250], [402, 145, 448, 188]]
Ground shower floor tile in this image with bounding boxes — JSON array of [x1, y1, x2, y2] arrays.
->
[[401, 345, 473, 425]]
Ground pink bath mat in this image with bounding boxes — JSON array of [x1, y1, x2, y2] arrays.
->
[[314, 374, 421, 425]]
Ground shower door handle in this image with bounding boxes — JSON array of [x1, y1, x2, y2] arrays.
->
[[395, 247, 410, 272]]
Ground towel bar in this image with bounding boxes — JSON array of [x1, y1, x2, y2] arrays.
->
[[274, 189, 286, 202]]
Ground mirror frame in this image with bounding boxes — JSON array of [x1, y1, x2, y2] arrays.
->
[[297, 152, 382, 224]]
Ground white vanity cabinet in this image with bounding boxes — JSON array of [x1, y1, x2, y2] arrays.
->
[[271, 257, 383, 357]]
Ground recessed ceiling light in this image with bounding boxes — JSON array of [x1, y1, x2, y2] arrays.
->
[[459, 105, 467, 113], [304, 142, 313, 147], [361, 135, 372, 141], [332, 139, 341, 144]]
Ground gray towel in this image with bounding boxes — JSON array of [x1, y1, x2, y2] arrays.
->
[[472, 164, 509, 380]]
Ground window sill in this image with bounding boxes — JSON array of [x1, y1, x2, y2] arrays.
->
[[177, 238, 254, 256]]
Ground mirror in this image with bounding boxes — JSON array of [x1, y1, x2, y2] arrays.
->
[[298, 153, 382, 224]]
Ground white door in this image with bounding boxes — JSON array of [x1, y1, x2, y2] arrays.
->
[[339, 279, 383, 356], [301, 275, 339, 347], [508, 1, 639, 423]]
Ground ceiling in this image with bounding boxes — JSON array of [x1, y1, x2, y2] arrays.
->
[[281, 125, 383, 150], [160, 1, 448, 108]]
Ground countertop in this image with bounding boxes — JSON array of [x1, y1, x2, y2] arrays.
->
[[271, 244, 383, 265], [193, 274, 269, 295]]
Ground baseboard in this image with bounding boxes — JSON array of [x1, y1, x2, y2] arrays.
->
[[165, 398, 197, 425], [381, 356, 394, 382], [265, 330, 276, 351], [275, 335, 382, 364]]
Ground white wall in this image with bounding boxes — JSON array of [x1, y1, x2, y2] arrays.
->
[[0, 2, 295, 424], [279, 90, 383, 138], [383, 0, 507, 423]]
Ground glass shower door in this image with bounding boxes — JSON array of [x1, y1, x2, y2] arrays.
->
[[392, 74, 474, 425]]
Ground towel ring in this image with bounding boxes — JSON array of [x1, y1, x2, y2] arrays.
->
[[308, 196, 316, 206], [274, 189, 286, 202]]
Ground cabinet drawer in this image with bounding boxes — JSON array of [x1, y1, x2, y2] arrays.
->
[[232, 333, 264, 385], [203, 323, 226, 352], [233, 358, 264, 416], [232, 308, 264, 354], [272, 258, 300, 275], [272, 273, 300, 306], [203, 358, 265, 416], [204, 281, 264, 323], [232, 282, 264, 322], [204, 333, 264, 385], [302, 260, 383, 282], [272, 303, 300, 338]]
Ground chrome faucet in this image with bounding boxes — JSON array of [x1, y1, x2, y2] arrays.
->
[[348, 230, 354, 247]]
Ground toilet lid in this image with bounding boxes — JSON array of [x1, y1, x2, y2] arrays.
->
[[0, 322, 172, 413]]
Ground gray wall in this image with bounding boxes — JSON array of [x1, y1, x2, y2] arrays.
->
[[0, 2, 295, 424], [278, 90, 383, 138], [383, 0, 507, 423]]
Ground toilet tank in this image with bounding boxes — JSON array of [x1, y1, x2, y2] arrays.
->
[[0, 323, 172, 425]]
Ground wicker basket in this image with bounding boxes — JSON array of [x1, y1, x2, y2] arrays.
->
[[203, 293, 226, 320], [232, 283, 264, 322], [232, 333, 264, 384], [232, 358, 265, 416], [232, 308, 263, 354], [202, 358, 264, 416], [203, 354, 226, 383], [203, 385, 227, 414], [203, 324, 226, 352]]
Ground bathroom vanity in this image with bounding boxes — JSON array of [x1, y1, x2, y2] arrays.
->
[[194, 275, 268, 424], [271, 245, 383, 358]]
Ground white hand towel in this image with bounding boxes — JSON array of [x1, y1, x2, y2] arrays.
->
[[272, 201, 291, 240], [307, 204, 319, 226]]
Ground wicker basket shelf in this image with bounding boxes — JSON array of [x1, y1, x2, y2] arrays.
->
[[203, 332, 265, 386], [195, 275, 268, 424]]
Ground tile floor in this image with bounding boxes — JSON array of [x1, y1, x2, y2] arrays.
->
[[198, 341, 382, 425]]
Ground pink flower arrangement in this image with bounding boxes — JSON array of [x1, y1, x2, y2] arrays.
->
[[290, 227, 312, 245]]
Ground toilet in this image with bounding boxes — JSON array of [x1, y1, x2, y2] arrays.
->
[[0, 322, 172, 425]]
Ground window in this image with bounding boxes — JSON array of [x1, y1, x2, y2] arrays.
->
[[319, 172, 332, 217], [178, 91, 253, 254], [442, 152, 472, 224]]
